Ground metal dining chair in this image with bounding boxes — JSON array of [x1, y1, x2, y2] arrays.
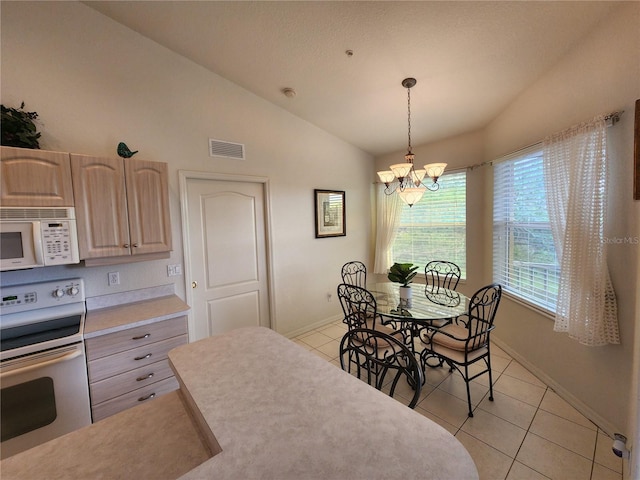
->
[[424, 260, 461, 290], [418, 283, 502, 417], [340, 327, 423, 409], [341, 261, 367, 287]]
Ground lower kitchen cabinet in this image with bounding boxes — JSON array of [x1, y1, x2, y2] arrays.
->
[[85, 316, 188, 422]]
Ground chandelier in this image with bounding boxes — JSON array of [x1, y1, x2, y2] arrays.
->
[[377, 78, 447, 207]]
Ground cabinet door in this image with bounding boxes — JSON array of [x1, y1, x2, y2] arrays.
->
[[125, 159, 172, 255], [71, 154, 130, 259], [1, 146, 74, 206]]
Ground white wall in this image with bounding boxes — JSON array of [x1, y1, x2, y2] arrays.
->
[[375, 0, 640, 448], [0, 1, 373, 336], [483, 2, 639, 441]]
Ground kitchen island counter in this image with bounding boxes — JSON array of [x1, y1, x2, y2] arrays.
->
[[170, 326, 478, 479], [1, 326, 478, 479]]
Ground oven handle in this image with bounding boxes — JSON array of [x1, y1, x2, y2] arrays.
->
[[0, 349, 82, 379]]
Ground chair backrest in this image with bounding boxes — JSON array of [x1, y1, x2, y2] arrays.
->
[[341, 261, 367, 287], [424, 261, 461, 290], [339, 327, 423, 408], [466, 283, 502, 349], [337, 283, 377, 330]]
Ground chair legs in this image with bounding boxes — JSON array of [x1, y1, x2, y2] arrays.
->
[[419, 352, 494, 418]]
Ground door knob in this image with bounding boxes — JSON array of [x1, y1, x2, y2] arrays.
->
[[192, 281, 198, 289]]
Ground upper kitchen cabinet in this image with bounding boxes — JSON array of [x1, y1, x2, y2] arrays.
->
[[1, 146, 75, 206], [70, 155, 172, 263]]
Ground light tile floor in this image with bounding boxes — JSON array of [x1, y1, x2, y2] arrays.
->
[[292, 320, 625, 480]]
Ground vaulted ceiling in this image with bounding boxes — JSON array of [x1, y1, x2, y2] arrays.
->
[[85, 1, 618, 156]]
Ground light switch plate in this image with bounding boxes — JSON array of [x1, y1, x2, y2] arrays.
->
[[167, 264, 182, 277]]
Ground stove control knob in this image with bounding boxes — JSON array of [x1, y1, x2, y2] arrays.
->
[[67, 286, 79, 296], [53, 288, 65, 298]]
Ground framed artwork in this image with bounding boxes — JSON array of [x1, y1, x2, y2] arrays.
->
[[314, 189, 345, 238], [634, 98, 640, 200]]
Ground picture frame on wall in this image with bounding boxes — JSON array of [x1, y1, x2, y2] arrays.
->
[[314, 189, 346, 238]]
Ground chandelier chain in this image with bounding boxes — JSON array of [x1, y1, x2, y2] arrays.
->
[[407, 86, 412, 154], [376, 77, 446, 206]]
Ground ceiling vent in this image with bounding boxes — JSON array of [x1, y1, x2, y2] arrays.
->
[[209, 139, 245, 160]]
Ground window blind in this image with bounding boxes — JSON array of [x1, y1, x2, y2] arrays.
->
[[493, 149, 559, 311], [391, 171, 466, 277]]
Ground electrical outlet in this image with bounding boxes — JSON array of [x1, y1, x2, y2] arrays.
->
[[167, 264, 182, 277], [108, 272, 120, 286]]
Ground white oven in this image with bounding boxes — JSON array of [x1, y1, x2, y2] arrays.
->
[[0, 279, 91, 459], [0, 207, 79, 271]]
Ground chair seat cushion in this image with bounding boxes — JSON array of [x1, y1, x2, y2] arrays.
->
[[365, 319, 398, 337], [431, 343, 488, 364], [431, 324, 469, 351], [349, 321, 403, 349]]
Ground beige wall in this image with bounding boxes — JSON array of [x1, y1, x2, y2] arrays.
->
[[377, 1, 639, 442], [0, 1, 373, 336], [485, 2, 639, 439]]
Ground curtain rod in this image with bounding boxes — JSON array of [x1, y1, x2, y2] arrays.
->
[[454, 109, 625, 172], [373, 109, 625, 180]]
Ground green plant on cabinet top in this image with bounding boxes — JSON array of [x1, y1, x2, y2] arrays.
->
[[1, 102, 41, 149]]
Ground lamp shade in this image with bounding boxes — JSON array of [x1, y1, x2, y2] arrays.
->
[[411, 169, 426, 186], [377, 170, 396, 184], [424, 163, 447, 182], [390, 163, 413, 179], [398, 187, 425, 207]]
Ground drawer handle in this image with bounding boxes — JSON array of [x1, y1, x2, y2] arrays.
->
[[134, 353, 152, 361], [138, 392, 156, 402], [132, 333, 151, 340], [136, 372, 155, 382]]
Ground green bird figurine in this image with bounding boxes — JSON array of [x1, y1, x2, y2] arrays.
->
[[117, 142, 138, 159]]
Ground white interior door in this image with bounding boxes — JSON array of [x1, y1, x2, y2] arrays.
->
[[182, 173, 271, 341]]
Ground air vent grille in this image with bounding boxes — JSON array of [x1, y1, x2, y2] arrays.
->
[[209, 139, 245, 160], [0, 207, 75, 220]]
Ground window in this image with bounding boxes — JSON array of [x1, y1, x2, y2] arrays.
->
[[493, 147, 559, 311], [391, 171, 466, 277]]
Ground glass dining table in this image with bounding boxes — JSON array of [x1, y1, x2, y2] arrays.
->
[[366, 282, 470, 354], [368, 282, 469, 322]]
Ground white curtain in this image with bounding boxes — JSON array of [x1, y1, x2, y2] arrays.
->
[[543, 115, 619, 346], [373, 183, 403, 274]]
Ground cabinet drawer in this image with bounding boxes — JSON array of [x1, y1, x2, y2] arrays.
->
[[91, 376, 179, 422], [85, 317, 187, 360], [87, 335, 187, 383], [89, 359, 175, 405]]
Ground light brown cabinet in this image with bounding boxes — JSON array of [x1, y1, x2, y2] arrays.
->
[[85, 316, 188, 422], [70, 154, 172, 261], [1, 146, 74, 206]]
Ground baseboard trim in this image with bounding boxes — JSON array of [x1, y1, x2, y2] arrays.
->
[[284, 314, 343, 339], [492, 337, 620, 437]]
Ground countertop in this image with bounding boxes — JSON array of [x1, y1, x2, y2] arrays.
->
[[171, 326, 478, 479], [0, 391, 212, 479], [84, 294, 190, 338], [1, 326, 478, 479]]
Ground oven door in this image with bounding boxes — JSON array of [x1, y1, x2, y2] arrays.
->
[[0, 342, 92, 459]]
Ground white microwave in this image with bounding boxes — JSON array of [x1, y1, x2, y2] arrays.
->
[[0, 207, 80, 271]]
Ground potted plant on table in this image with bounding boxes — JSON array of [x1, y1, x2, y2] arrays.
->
[[388, 262, 419, 307]]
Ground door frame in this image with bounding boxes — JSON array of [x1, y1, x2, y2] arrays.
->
[[178, 170, 277, 340]]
